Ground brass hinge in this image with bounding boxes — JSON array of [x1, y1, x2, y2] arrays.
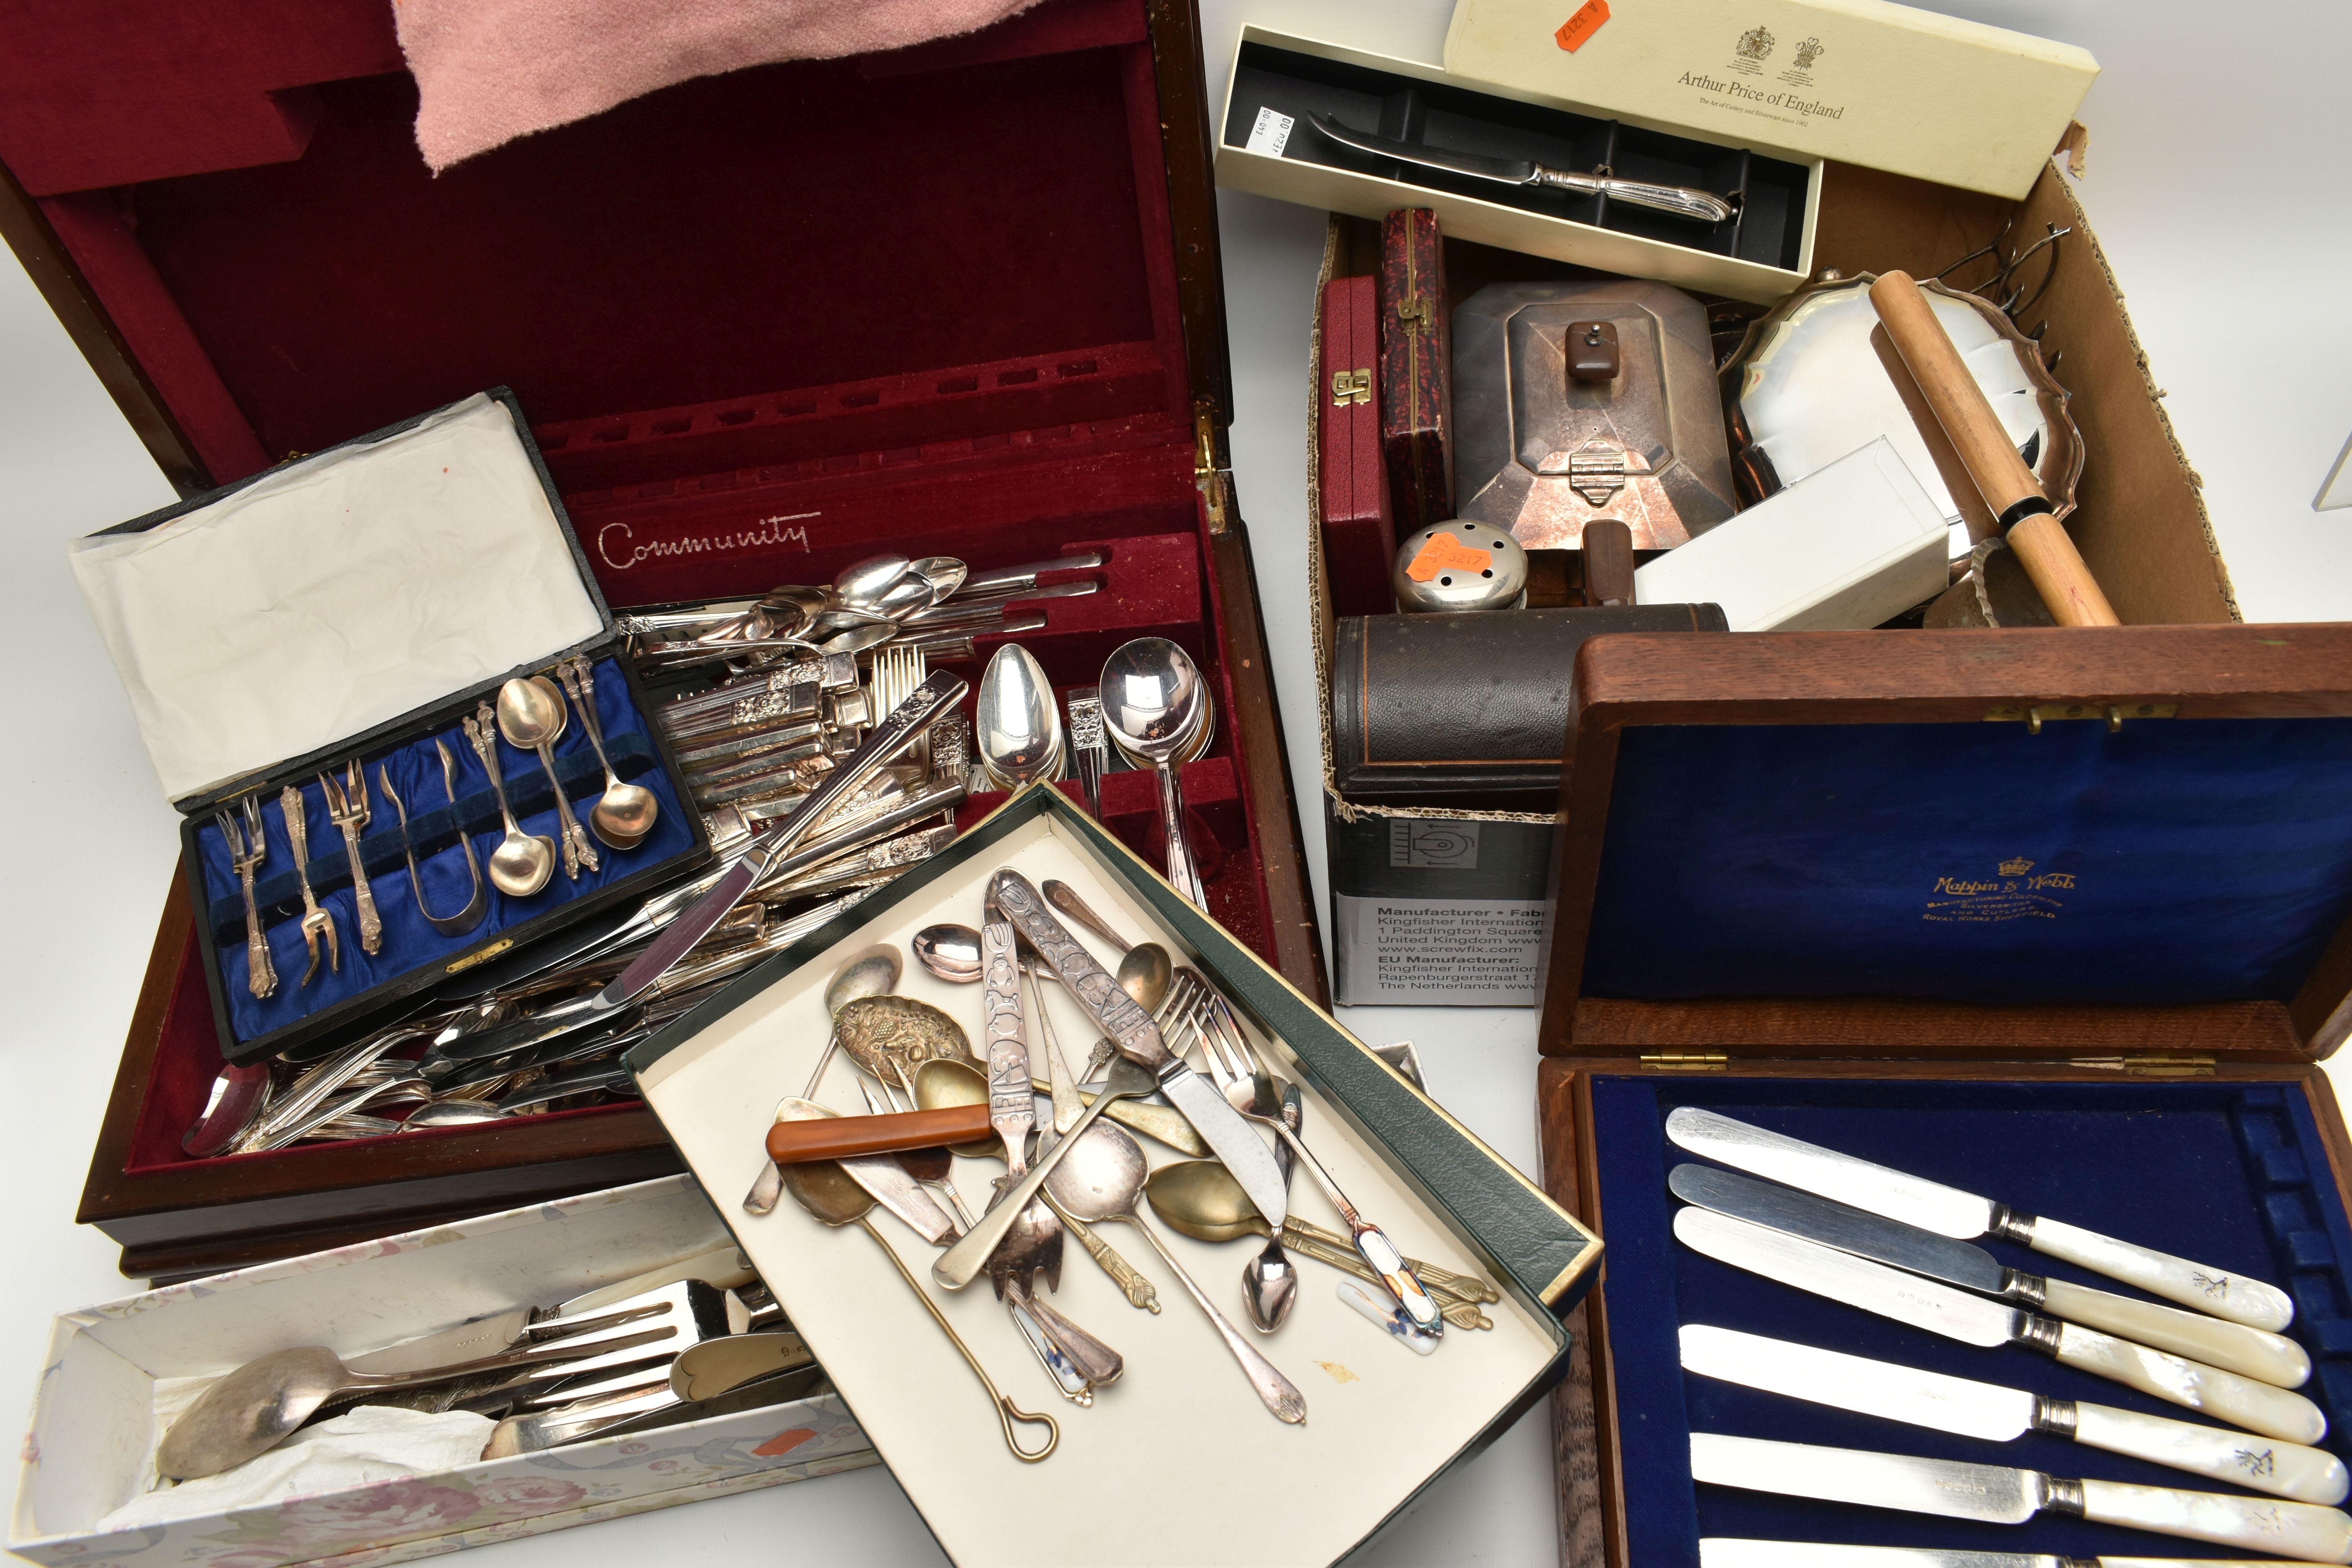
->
[[2067, 1054, 2216, 1078], [1986, 701, 2178, 734], [1640, 1052, 1729, 1072], [1194, 400, 1231, 535]]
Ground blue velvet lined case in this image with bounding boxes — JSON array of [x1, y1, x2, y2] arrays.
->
[[105, 389, 712, 1065], [1590, 1074, 2352, 1565]]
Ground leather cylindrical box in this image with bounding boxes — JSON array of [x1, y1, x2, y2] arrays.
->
[[1330, 605, 1727, 808]]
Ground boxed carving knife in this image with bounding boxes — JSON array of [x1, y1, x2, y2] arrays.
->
[[5, 0, 1323, 1279]]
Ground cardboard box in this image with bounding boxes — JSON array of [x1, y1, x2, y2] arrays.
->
[[1217, 26, 1823, 306], [8, 1176, 877, 1568], [1444, 0, 2098, 201], [1308, 148, 2239, 1005], [627, 786, 1599, 1563]]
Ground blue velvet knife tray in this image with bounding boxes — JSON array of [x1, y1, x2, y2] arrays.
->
[[1532, 623, 2352, 1566], [79, 387, 710, 1067], [626, 784, 1599, 1564]]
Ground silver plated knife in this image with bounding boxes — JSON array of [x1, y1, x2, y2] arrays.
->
[[1679, 1323, 2347, 1504], [1674, 1207, 2326, 1444], [1702, 1542, 2322, 1568], [1670, 1164, 2310, 1389], [1688, 1433, 2352, 1561], [1666, 1106, 2296, 1332], [1306, 114, 1735, 224]]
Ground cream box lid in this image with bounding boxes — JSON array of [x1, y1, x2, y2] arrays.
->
[[1443, 0, 2097, 200]]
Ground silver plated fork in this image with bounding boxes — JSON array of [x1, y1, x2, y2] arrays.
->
[[218, 796, 279, 999], [1174, 978, 1447, 1338], [279, 784, 339, 985], [318, 760, 383, 955]]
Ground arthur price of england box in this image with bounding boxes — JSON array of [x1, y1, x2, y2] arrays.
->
[[0, 0, 1326, 1279]]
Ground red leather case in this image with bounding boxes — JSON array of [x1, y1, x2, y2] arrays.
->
[[1377, 207, 1454, 539], [0, 0, 1326, 1277], [1318, 274, 1394, 617]]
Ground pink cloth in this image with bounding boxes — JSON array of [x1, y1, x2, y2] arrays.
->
[[394, 0, 1045, 171]]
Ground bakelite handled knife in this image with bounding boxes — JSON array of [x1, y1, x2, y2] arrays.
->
[[766, 1104, 993, 1165]]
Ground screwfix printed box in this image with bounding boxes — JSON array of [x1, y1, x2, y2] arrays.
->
[[9, 1177, 876, 1568]]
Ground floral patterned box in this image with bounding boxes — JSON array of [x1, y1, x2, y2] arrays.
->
[[8, 1175, 878, 1568]]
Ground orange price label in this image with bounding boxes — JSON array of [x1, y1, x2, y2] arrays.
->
[[1405, 532, 1493, 583], [1555, 0, 1609, 51]]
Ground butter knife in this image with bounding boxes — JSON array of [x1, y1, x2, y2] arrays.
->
[[1307, 114, 1734, 224]]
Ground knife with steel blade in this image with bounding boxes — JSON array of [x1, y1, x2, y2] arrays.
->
[[1689, 1433, 2352, 1561], [1670, 1163, 2310, 1389], [1667, 1106, 2296, 1332], [987, 868, 1288, 1230], [1701, 1544, 2321, 1568], [1700, 1543, 2321, 1568], [1306, 114, 1734, 224], [1674, 1207, 2325, 1444], [1680, 1323, 2347, 1504]]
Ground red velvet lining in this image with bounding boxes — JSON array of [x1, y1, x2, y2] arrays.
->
[[32, 0, 1286, 1189]]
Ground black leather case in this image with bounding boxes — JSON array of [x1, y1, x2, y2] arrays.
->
[[1331, 606, 1728, 808]]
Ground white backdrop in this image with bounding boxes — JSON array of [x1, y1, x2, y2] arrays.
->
[[2, 2, 2348, 1563]]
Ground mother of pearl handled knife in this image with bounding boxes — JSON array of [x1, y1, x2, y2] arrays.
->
[[1671, 1163, 2311, 1388], [1702, 1543, 2319, 1568], [1676, 1208, 2326, 1444], [1690, 1434, 2352, 1562], [1305, 114, 1736, 224], [1667, 1107, 2296, 1332], [1681, 1325, 2347, 1504]]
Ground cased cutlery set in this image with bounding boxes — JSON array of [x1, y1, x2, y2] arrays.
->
[[1666, 1107, 2352, 1563]]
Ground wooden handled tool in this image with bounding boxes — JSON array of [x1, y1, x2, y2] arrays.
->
[[766, 1103, 994, 1165], [1869, 270, 2120, 628]]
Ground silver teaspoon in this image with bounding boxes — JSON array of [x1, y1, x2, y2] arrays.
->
[[558, 657, 659, 850], [497, 677, 598, 879], [1046, 1120, 1306, 1424], [463, 708, 554, 897]]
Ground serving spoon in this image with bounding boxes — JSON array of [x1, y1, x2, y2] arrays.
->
[[497, 677, 598, 879], [463, 708, 554, 897], [557, 658, 660, 851], [1099, 637, 1209, 905]]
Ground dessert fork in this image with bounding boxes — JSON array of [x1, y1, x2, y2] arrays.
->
[[278, 784, 339, 985], [217, 795, 279, 998], [318, 760, 383, 955]]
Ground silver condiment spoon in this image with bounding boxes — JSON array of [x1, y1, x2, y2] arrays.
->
[[463, 708, 554, 897], [557, 657, 659, 850], [496, 678, 598, 879]]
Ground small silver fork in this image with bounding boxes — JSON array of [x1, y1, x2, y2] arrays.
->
[[318, 760, 383, 956], [279, 784, 340, 985], [217, 796, 279, 999]]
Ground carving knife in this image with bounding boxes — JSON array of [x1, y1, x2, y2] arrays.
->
[[1305, 114, 1734, 224], [1701, 1543, 2323, 1568], [1688, 1433, 2352, 1561], [987, 868, 1288, 1230], [1666, 1106, 2295, 1331], [1679, 1324, 2347, 1504], [1670, 1163, 2309, 1388], [1673, 1207, 2325, 1444], [432, 671, 965, 1065]]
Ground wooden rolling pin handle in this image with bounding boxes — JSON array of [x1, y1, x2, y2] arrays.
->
[[1869, 270, 2121, 628], [765, 1103, 994, 1164]]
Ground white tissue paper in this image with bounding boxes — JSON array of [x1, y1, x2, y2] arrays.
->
[[69, 394, 605, 802], [96, 1405, 495, 1533]]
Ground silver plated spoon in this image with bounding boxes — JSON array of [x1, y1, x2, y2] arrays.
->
[[977, 643, 1063, 787], [497, 678, 598, 879], [463, 708, 554, 897], [557, 658, 659, 851], [832, 553, 913, 610], [1099, 637, 1209, 905], [1045, 1120, 1305, 1423], [183, 1062, 272, 1157]]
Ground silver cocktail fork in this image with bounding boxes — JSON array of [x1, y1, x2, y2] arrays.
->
[[318, 760, 383, 956], [218, 796, 279, 999], [279, 784, 339, 985]]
